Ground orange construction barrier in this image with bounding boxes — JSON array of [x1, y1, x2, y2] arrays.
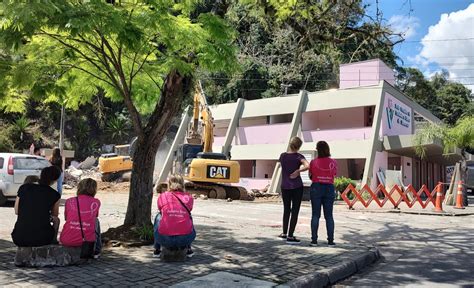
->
[[341, 183, 437, 209], [454, 181, 465, 209], [434, 182, 444, 212]]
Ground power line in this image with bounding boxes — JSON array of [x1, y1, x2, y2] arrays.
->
[[403, 37, 474, 43]]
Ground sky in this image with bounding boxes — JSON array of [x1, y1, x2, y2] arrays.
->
[[364, 0, 474, 91]]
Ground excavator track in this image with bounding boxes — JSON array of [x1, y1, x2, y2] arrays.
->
[[158, 181, 248, 200]]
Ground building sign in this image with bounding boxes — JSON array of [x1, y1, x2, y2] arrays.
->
[[382, 93, 412, 136]]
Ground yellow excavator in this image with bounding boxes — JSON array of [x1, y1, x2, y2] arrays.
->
[[167, 81, 248, 200]]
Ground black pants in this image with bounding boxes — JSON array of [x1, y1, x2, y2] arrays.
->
[[281, 187, 304, 237]]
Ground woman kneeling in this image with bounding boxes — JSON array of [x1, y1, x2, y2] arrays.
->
[[60, 178, 102, 258], [153, 174, 195, 258]]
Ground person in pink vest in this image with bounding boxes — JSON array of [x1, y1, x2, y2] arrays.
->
[[153, 174, 195, 258], [60, 178, 102, 258], [309, 141, 337, 247]]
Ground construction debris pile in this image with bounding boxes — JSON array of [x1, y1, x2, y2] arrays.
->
[[63, 156, 101, 189], [247, 184, 278, 199]]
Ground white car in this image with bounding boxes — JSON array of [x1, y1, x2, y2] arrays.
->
[[0, 153, 51, 205]]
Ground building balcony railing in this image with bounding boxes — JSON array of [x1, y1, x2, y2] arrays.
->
[[302, 127, 372, 142], [235, 123, 291, 145]]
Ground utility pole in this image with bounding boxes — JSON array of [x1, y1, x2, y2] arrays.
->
[[281, 83, 292, 96], [59, 104, 66, 171]]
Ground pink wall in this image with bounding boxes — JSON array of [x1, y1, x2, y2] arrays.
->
[[339, 59, 395, 89], [236, 123, 290, 145], [213, 136, 226, 146], [255, 160, 277, 179], [235, 178, 271, 191], [302, 127, 372, 142], [302, 107, 365, 130], [371, 151, 388, 190], [380, 93, 413, 137]]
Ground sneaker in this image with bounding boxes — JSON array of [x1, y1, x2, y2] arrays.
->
[[309, 240, 318, 247], [328, 241, 336, 246], [153, 249, 161, 258], [286, 237, 301, 244], [278, 233, 287, 239], [93, 253, 101, 259], [186, 248, 194, 258]]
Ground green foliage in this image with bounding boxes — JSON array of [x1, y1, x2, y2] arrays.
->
[[106, 113, 130, 143], [202, 0, 401, 104], [135, 224, 154, 242], [397, 68, 472, 125], [0, 124, 16, 152], [414, 116, 474, 159], [334, 176, 356, 193], [0, 0, 238, 116]]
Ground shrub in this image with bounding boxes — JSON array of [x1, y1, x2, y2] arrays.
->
[[334, 176, 357, 193], [334, 176, 357, 200]]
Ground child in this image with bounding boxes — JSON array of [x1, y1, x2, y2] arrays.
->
[[60, 178, 102, 258], [23, 175, 40, 184], [153, 174, 195, 258]]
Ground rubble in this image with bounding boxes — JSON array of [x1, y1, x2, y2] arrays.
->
[[247, 184, 278, 198]]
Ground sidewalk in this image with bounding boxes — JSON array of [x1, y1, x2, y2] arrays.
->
[[0, 222, 378, 287]]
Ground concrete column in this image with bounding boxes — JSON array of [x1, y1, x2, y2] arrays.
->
[[221, 98, 245, 158], [268, 90, 308, 193], [361, 86, 386, 186], [157, 107, 191, 184]]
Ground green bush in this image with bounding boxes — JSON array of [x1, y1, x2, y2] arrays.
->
[[0, 124, 16, 152], [334, 176, 357, 193]]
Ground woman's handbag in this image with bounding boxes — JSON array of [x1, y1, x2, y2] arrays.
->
[[76, 197, 95, 259]]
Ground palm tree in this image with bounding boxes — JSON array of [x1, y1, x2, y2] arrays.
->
[[12, 116, 31, 142], [413, 116, 474, 205]]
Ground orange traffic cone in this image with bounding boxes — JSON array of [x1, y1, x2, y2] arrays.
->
[[454, 181, 465, 209], [434, 182, 444, 212]]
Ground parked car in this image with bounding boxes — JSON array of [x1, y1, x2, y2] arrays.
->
[[0, 153, 51, 205], [467, 165, 474, 194]]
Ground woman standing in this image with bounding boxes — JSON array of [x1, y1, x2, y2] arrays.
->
[[49, 148, 63, 195], [309, 141, 338, 246], [279, 136, 309, 244]]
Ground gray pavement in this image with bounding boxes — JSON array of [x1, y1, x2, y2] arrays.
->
[[0, 189, 473, 287]]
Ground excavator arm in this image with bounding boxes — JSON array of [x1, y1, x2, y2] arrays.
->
[[187, 81, 214, 153]]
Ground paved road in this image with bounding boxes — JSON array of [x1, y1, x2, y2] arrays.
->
[[1, 189, 473, 287]]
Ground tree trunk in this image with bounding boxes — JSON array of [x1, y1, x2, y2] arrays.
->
[[123, 134, 159, 227], [123, 70, 191, 227]]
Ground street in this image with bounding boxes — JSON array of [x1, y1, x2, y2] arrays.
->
[[1, 188, 473, 287]]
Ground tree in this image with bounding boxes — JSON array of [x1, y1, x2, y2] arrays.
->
[[0, 0, 237, 227], [414, 116, 474, 205], [396, 67, 439, 112], [434, 82, 472, 126], [201, 0, 403, 104]]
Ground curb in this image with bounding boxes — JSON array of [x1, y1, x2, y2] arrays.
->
[[280, 248, 380, 288], [344, 208, 474, 217]]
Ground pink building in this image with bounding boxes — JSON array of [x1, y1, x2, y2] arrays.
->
[[160, 59, 463, 192]]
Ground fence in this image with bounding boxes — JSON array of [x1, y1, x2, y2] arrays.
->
[[341, 183, 440, 209]]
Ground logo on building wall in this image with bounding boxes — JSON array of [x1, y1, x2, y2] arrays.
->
[[386, 99, 395, 129], [385, 97, 411, 130]]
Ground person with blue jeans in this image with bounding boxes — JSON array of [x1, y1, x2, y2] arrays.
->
[[49, 148, 63, 196], [153, 174, 196, 258], [309, 141, 338, 246], [153, 213, 196, 254]]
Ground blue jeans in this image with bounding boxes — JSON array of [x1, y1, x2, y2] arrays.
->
[[310, 183, 335, 242], [153, 214, 195, 250], [57, 172, 63, 196], [95, 219, 102, 254]]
